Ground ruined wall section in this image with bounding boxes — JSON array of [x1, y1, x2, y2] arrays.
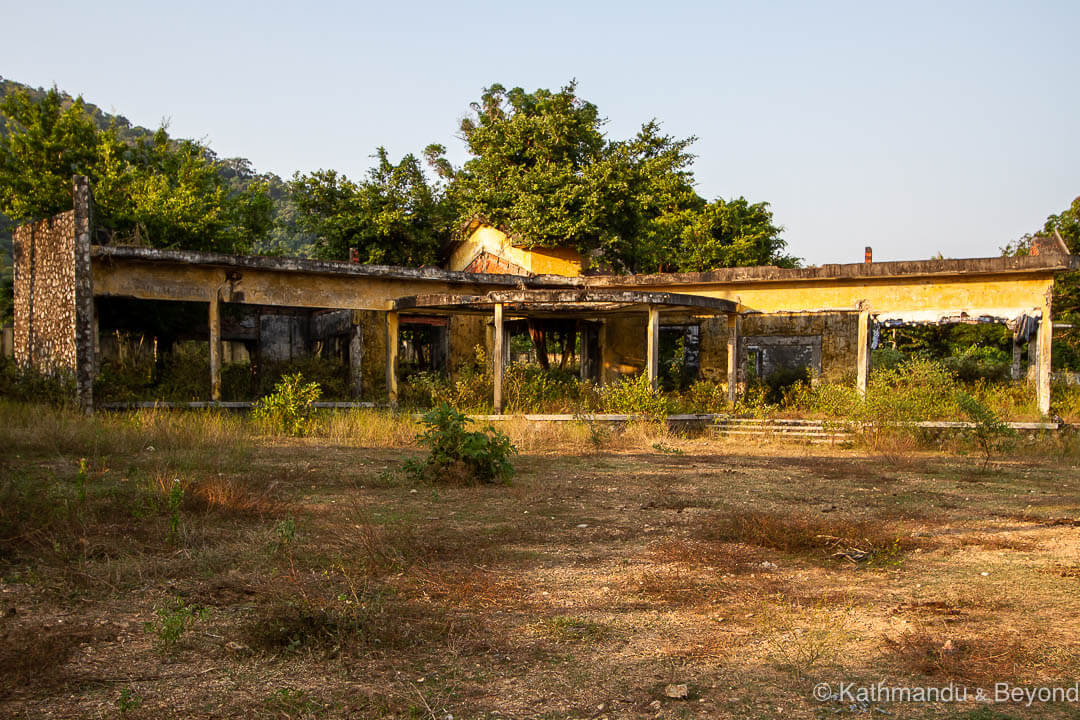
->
[[739, 312, 859, 382], [12, 177, 96, 409], [697, 317, 730, 383], [357, 310, 387, 401], [448, 315, 488, 371], [601, 315, 648, 382]]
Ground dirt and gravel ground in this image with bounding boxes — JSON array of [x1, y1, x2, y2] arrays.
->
[[2, 406, 1079, 719]]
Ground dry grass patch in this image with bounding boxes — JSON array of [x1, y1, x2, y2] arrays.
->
[[700, 509, 918, 565], [649, 537, 762, 572], [239, 574, 448, 657], [633, 568, 714, 607], [536, 615, 612, 645], [410, 566, 525, 610], [882, 629, 1031, 684], [753, 594, 856, 681], [954, 533, 1042, 552]]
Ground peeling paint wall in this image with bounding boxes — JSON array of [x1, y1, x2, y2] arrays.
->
[[448, 315, 488, 370], [357, 310, 387, 401], [601, 315, 649, 382]]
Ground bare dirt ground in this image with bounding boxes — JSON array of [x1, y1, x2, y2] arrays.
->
[[2, 407, 1079, 719]]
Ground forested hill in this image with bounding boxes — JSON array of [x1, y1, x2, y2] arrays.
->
[[0, 77, 156, 144], [0, 76, 311, 262]]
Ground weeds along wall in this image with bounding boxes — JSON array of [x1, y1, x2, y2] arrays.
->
[[355, 310, 488, 399], [736, 312, 860, 383], [601, 311, 859, 385], [12, 177, 95, 409]]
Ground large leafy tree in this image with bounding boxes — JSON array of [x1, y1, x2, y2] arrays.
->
[[1003, 195, 1080, 369], [0, 87, 272, 254], [432, 81, 798, 273], [679, 197, 799, 271], [291, 148, 447, 265]]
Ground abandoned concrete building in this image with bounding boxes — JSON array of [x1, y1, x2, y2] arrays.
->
[[9, 177, 1074, 414]]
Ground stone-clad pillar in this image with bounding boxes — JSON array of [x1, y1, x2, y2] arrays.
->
[[73, 176, 96, 413]]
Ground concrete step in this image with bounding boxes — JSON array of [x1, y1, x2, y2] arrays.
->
[[712, 417, 854, 444]]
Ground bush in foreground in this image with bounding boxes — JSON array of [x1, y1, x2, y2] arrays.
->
[[405, 404, 516, 484]]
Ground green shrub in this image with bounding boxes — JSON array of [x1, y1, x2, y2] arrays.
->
[[93, 331, 157, 403], [504, 364, 593, 413], [762, 365, 810, 405], [259, 355, 350, 400], [598, 372, 669, 421], [145, 596, 206, 651], [871, 346, 907, 370], [400, 346, 493, 411], [252, 372, 322, 436], [154, 341, 210, 401], [405, 404, 516, 484], [944, 345, 1011, 383], [783, 379, 860, 418], [680, 379, 729, 413], [0, 356, 76, 405], [956, 390, 1016, 468], [862, 357, 963, 423]]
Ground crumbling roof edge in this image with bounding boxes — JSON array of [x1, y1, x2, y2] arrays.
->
[[569, 253, 1072, 287], [90, 245, 526, 286], [91, 245, 1072, 288]]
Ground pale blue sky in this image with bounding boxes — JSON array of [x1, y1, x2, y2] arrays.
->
[[3, 0, 1077, 264]]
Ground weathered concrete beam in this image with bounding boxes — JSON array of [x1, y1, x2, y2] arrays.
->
[[395, 289, 736, 313]]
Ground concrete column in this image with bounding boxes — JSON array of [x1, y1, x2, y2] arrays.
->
[[1037, 303, 1052, 416], [493, 303, 505, 413], [349, 318, 364, 398], [92, 299, 100, 377], [1011, 331, 1023, 381], [386, 311, 399, 406], [646, 306, 660, 389], [579, 321, 589, 381], [597, 322, 607, 384], [856, 306, 872, 397], [727, 313, 740, 408], [209, 292, 222, 402]]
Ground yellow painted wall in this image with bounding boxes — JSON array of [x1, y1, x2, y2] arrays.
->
[[447, 226, 584, 277], [620, 274, 1054, 319]]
